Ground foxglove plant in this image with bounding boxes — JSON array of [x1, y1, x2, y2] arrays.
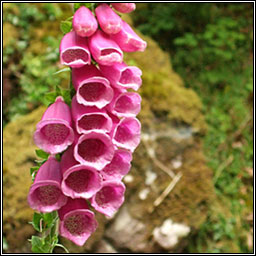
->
[[28, 3, 146, 252]]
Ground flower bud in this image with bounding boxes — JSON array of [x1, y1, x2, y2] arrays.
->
[[111, 3, 136, 13], [73, 6, 98, 37]]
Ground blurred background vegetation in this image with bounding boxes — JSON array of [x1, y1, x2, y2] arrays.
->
[[3, 3, 253, 253]]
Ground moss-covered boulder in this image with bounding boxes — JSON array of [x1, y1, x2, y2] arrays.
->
[[3, 18, 213, 254]]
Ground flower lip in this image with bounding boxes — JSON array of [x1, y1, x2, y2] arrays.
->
[[34, 119, 74, 155], [76, 77, 113, 109], [59, 209, 98, 246], [61, 46, 91, 68], [74, 131, 115, 170], [91, 180, 125, 217], [28, 180, 67, 213], [61, 164, 102, 199]]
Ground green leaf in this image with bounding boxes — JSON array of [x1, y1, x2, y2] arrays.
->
[[61, 89, 71, 106], [30, 166, 39, 176], [43, 211, 58, 230], [74, 3, 94, 12], [53, 67, 70, 75], [60, 21, 72, 35], [31, 236, 51, 253], [31, 212, 43, 232], [44, 91, 57, 105], [35, 149, 49, 159]]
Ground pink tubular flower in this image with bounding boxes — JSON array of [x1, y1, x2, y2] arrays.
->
[[33, 96, 74, 155], [88, 30, 123, 66], [71, 95, 112, 134], [60, 146, 102, 199], [74, 131, 115, 170], [72, 6, 98, 37], [112, 117, 141, 152], [99, 62, 142, 91], [111, 3, 136, 13], [108, 91, 141, 118], [91, 180, 126, 217], [111, 20, 147, 52], [59, 31, 91, 68], [102, 149, 132, 180], [27, 156, 67, 213], [58, 198, 98, 246], [72, 65, 113, 109], [95, 3, 122, 35]]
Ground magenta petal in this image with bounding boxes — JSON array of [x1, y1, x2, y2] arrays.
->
[[102, 149, 132, 180], [73, 6, 98, 37], [61, 147, 102, 199], [95, 4, 122, 35], [74, 131, 115, 170], [91, 180, 125, 217], [88, 30, 123, 66], [111, 3, 136, 13], [58, 198, 98, 247], [111, 20, 147, 52], [108, 91, 141, 117], [112, 117, 141, 152], [33, 97, 74, 154], [99, 62, 142, 91], [60, 31, 91, 68], [27, 156, 67, 213], [72, 65, 113, 109], [71, 96, 112, 134]]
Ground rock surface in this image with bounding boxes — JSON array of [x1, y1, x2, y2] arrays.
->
[[3, 12, 213, 254]]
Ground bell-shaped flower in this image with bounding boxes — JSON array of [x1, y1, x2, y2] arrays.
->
[[34, 96, 74, 154], [59, 31, 91, 68], [27, 156, 67, 213], [72, 65, 113, 109], [99, 62, 142, 91], [102, 149, 132, 180], [71, 95, 112, 134], [112, 117, 141, 152], [108, 90, 141, 118], [95, 3, 122, 35], [61, 146, 102, 199], [58, 198, 98, 246], [73, 6, 98, 37], [74, 131, 115, 170], [111, 20, 147, 52], [111, 3, 136, 13], [91, 180, 125, 217], [88, 30, 123, 66]]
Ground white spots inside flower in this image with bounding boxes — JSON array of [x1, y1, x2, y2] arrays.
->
[[79, 82, 106, 102], [64, 213, 90, 236], [78, 114, 107, 131], [36, 185, 61, 206], [78, 138, 106, 162], [41, 123, 69, 145], [95, 186, 116, 208], [65, 170, 93, 193]]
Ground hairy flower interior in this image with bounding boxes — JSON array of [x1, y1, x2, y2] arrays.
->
[[65, 170, 94, 193], [64, 213, 90, 235], [41, 123, 69, 145], [62, 49, 89, 64], [78, 138, 106, 161], [95, 186, 117, 206], [78, 114, 107, 131], [35, 185, 61, 206], [79, 82, 106, 102]]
